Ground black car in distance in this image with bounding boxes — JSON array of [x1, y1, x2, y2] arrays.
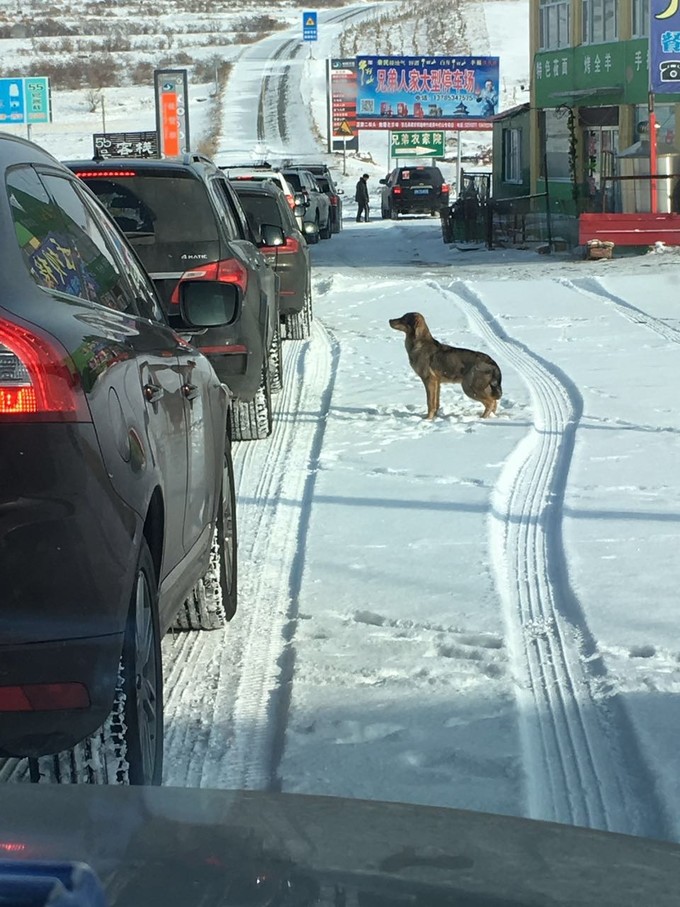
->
[[66, 154, 283, 441], [231, 180, 313, 340], [0, 133, 238, 786], [380, 165, 450, 218]]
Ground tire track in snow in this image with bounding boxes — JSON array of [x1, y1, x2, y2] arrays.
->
[[163, 318, 336, 789], [432, 278, 670, 839], [561, 277, 680, 344]]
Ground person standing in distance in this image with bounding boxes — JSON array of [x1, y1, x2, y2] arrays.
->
[[355, 173, 370, 222]]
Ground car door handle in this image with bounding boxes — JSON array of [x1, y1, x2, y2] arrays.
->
[[143, 383, 164, 404], [182, 383, 200, 400]]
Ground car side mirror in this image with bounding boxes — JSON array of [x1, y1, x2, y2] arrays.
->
[[293, 204, 306, 217], [260, 223, 284, 247], [179, 282, 240, 328], [294, 191, 308, 208], [337, 188, 345, 195], [379, 178, 386, 185]]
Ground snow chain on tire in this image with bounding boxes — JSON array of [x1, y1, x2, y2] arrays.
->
[[230, 365, 272, 441], [173, 527, 226, 631], [29, 665, 130, 784], [285, 291, 313, 340], [269, 325, 283, 394]]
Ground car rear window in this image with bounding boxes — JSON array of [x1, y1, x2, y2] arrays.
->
[[398, 168, 443, 185], [316, 176, 330, 192], [282, 172, 302, 192], [79, 172, 219, 243], [235, 192, 284, 230]]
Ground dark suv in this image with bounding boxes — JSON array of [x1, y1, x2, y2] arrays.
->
[[65, 154, 283, 441], [281, 162, 344, 233], [231, 180, 313, 340], [281, 169, 332, 240], [0, 133, 238, 785], [379, 166, 450, 219]]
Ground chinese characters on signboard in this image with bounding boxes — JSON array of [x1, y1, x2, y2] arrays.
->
[[153, 69, 190, 157], [0, 76, 50, 125], [390, 130, 445, 157], [650, 0, 680, 92], [355, 56, 498, 130], [330, 58, 359, 152], [93, 131, 159, 159]]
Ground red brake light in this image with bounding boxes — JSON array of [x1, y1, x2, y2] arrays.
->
[[0, 319, 90, 422], [393, 186, 402, 195], [170, 258, 248, 305], [74, 170, 137, 178], [285, 194, 295, 209], [329, 194, 338, 206], [263, 236, 300, 255], [441, 183, 449, 193], [0, 682, 90, 711]]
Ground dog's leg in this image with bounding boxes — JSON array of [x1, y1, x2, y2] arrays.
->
[[424, 377, 438, 420], [434, 379, 441, 415], [480, 397, 495, 418]]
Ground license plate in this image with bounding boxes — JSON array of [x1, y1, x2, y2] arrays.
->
[[413, 188, 430, 195]]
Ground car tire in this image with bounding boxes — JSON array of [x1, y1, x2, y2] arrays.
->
[[269, 324, 284, 394], [231, 364, 273, 441], [320, 217, 332, 240], [173, 444, 238, 628], [381, 207, 389, 219], [285, 287, 312, 340], [28, 539, 164, 786]]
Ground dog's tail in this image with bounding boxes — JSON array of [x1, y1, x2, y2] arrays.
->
[[489, 366, 503, 399]]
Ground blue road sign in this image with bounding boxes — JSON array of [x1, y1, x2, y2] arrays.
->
[[24, 77, 50, 124], [302, 10, 318, 42], [0, 78, 26, 124]]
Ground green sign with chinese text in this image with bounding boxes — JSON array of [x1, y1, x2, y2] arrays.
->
[[390, 130, 445, 157]]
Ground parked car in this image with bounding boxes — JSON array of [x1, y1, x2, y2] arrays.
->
[[280, 161, 344, 233], [281, 169, 332, 240], [380, 165, 450, 218], [0, 133, 238, 785], [231, 180, 313, 340], [65, 154, 283, 441], [218, 163, 303, 230]]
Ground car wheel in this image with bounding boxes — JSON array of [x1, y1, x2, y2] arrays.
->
[[268, 323, 284, 394], [28, 539, 163, 785], [320, 217, 332, 240], [173, 445, 238, 628], [231, 363, 273, 441], [381, 207, 389, 219], [285, 287, 312, 340]]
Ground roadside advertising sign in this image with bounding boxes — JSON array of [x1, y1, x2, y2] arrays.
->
[[93, 131, 159, 159], [0, 76, 51, 125], [355, 55, 498, 130], [154, 69, 190, 157], [390, 130, 445, 157], [650, 0, 680, 93], [330, 57, 359, 152], [303, 11, 318, 42]]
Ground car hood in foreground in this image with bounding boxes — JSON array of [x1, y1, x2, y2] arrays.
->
[[0, 785, 679, 906]]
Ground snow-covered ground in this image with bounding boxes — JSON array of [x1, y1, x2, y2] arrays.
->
[[3, 0, 680, 848]]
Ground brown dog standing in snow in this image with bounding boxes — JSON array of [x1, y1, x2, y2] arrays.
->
[[389, 312, 502, 420]]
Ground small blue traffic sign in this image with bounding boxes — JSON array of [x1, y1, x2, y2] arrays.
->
[[302, 10, 318, 42], [0, 78, 26, 124]]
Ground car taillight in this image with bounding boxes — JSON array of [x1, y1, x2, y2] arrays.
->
[[170, 257, 249, 305], [441, 183, 450, 193], [285, 194, 296, 209], [0, 319, 90, 422], [393, 186, 402, 195], [329, 194, 338, 206], [262, 237, 300, 255], [74, 170, 137, 178], [0, 682, 90, 711]]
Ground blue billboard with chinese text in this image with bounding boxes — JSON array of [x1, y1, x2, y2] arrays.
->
[[355, 55, 499, 130], [650, 0, 680, 93]]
